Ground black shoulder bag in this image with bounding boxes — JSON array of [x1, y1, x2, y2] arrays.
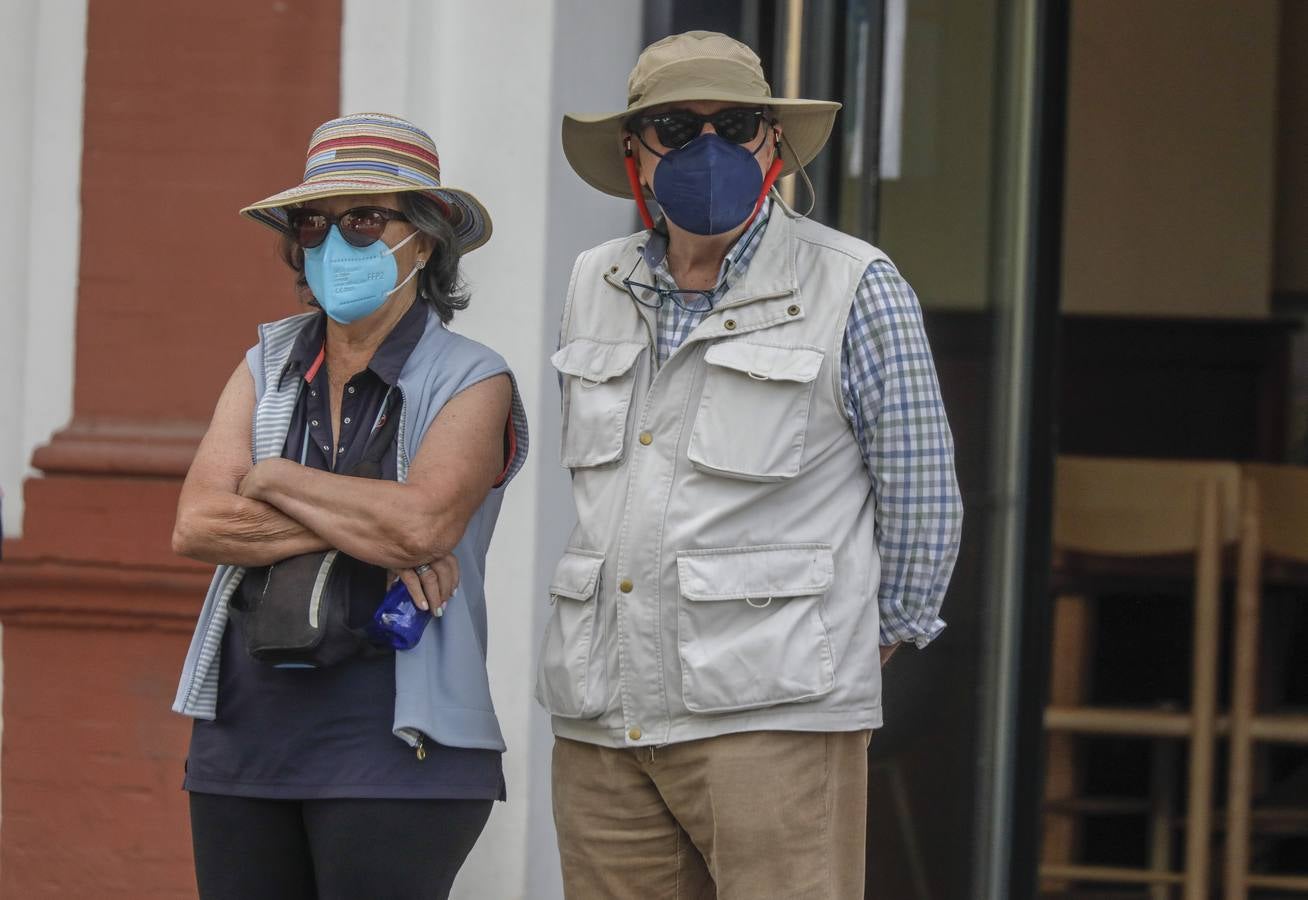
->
[[230, 399, 401, 668]]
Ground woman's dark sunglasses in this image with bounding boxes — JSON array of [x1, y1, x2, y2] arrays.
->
[[287, 206, 409, 249], [633, 107, 767, 150]]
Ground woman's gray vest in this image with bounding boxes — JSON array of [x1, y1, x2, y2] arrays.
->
[[173, 308, 528, 752]]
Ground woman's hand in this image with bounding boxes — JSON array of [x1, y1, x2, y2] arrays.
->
[[237, 458, 289, 501], [237, 461, 264, 499], [392, 554, 460, 615]]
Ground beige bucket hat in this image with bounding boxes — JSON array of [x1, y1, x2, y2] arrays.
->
[[562, 30, 841, 198]]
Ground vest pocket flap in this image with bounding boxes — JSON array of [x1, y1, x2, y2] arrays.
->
[[549, 549, 605, 602], [551, 339, 645, 383], [677, 544, 834, 602], [703, 343, 823, 383]]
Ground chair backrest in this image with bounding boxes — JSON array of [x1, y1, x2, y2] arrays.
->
[[1242, 464, 1308, 563], [1055, 456, 1242, 556]]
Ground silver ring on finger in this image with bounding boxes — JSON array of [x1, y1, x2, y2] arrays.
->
[[415, 563, 432, 575]]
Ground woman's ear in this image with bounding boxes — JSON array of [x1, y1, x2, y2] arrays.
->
[[417, 234, 437, 267]]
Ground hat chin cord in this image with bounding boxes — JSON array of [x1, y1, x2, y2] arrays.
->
[[778, 131, 818, 219], [624, 128, 788, 233]]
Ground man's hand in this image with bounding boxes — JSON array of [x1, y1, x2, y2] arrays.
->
[[880, 643, 901, 667]]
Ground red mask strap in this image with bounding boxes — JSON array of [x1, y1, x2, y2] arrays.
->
[[624, 136, 656, 230], [745, 129, 785, 228]]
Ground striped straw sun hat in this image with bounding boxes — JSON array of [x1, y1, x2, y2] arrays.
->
[[241, 112, 492, 252]]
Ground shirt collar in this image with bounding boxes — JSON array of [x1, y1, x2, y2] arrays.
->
[[365, 298, 428, 385], [642, 197, 773, 294], [279, 299, 429, 389], [280, 311, 328, 388]]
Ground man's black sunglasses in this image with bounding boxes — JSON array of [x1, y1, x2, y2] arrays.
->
[[631, 107, 769, 151]]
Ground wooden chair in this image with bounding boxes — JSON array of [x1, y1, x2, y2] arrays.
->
[[1040, 456, 1241, 899], [1225, 464, 1308, 898]]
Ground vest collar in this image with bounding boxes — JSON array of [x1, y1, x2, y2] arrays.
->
[[602, 200, 800, 310]]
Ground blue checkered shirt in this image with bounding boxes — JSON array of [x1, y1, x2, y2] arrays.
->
[[645, 201, 962, 647]]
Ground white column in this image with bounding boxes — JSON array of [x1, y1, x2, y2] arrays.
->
[[0, 0, 87, 539], [342, 3, 641, 897]]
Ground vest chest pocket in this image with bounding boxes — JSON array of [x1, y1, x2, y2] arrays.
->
[[535, 549, 607, 719], [551, 339, 645, 468], [687, 342, 824, 481], [676, 544, 836, 713]]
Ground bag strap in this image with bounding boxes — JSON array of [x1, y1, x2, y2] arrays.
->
[[347, 388, 402, 479]]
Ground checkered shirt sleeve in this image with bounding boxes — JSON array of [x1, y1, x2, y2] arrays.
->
[[842, 261, 963, 647]]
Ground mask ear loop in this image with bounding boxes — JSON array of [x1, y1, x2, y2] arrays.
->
[[623, 135, 656, 230]]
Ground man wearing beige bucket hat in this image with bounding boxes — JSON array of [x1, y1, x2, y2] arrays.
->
[[540, 31, 962, 898]]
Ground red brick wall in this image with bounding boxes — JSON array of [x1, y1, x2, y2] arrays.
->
[[0, 1, 341, 895]]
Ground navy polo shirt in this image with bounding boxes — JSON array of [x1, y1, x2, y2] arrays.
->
[[184, 300, 505, 801]]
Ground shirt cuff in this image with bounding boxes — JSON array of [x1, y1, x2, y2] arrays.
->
[[880, 615, 947, 649]]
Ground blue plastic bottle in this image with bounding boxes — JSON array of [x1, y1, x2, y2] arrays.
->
[[367, 580, 432, 650]]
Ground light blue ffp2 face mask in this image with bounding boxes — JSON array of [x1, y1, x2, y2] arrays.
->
[[303, 226, 420, 324]]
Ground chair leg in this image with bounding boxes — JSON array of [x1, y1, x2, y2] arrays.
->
[[1041, 592, 1092, 892], [1225, 477, 1262, 900], [1183, 480, 1222, 900], [1148, 738, 1178, 900]]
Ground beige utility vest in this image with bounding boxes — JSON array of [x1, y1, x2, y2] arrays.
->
[[538, 204, 890, 748]]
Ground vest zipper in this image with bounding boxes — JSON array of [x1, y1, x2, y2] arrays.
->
[[415, 735, 427, 761]]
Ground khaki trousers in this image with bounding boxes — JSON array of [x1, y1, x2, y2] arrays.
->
[[552, 730, 871, 900]]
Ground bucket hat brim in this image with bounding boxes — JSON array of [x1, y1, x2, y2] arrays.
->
[[241, 180, 492, 254], [563, 91, 840, 199]]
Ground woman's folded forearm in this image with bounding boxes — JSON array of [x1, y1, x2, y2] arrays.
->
[[243, 458, 464, 568], [172, 492, 330, 566]]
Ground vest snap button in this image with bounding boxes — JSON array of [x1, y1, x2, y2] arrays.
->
[[619, 578, 634, 593], [639, 431, 653, 446], [724, 319, 737, 330], [628, 727, 642, 741], [787, 304, 801, 316]]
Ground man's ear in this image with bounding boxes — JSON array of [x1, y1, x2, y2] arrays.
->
[[626, 133, 653, 191]]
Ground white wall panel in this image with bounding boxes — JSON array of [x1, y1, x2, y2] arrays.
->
[[0, 0, 86, 539], [342, 3, 641, 896]]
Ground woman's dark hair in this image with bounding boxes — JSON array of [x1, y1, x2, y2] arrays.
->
[[277, 193, 469, 323]]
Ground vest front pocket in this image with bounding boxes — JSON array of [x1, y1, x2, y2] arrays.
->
[[687, 342, 824, 481], [675, 543, 836, 714], [536, 548, 607, 719], [551, 339, 645, 468]]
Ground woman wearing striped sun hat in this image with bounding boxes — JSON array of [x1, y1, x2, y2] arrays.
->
[[172, 112, 528, 899]]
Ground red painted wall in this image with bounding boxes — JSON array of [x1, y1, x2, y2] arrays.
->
[[0, 1, 341, 895], [76, 0, 342, 421]]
